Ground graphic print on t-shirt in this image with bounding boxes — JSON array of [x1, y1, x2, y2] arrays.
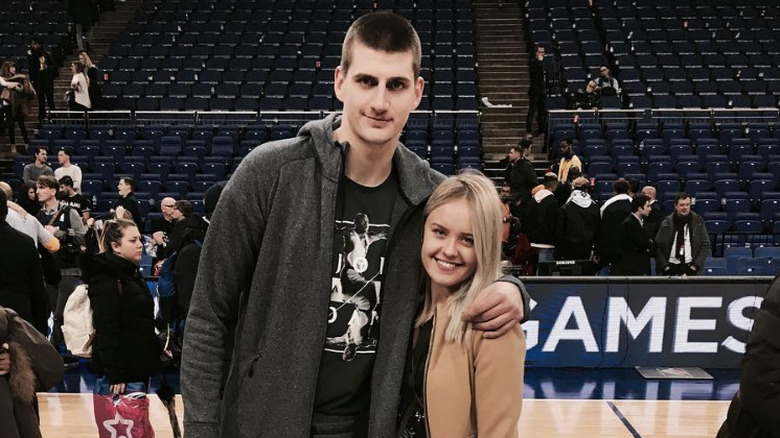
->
[[325, 212, 388, 361]]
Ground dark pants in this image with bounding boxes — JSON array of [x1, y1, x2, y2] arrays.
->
[[49, 272, 80, 349], [4, 105, 28, 144], [526, 93, 547, 134], [666, 262, 697, 276], [33, 80, 55, 122]]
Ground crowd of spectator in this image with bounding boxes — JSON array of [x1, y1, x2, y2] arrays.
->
[[503, 139, 711, 276]]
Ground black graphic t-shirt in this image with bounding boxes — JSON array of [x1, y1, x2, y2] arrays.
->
[[314, 172, 399, 417]]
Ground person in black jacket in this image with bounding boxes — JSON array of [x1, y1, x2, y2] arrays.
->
[[526, 173, 559, 265], [612, 195, 653, 276], [504, 140, 538, 208], [526, 45, 553, 137], [717, 275, 780, 438], [556, 177, 600, 260], [26, 37, 56, 124], [597, 179, 632, 271], [112, 176, 142, 227], [82, 218, 161, 396], [0, 191, 49, 334]]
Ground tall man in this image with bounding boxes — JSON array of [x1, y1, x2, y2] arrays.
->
[[641, 185, 663, 239], [35, 175, 86, 354], [150, 197, 177, 260], [526, 44, 552, 137], [54, 147, 82, 193], [22, 147, 53, 188], [597, 179, 632, 271], [655, 193, 711, 276], [58, 176, 91, 220], [612, 195, 653, 276], [27, 37, 56, 124], [112, 176, 142, 226], [181, 12, 529, 438], [504, 139, 537, 207]]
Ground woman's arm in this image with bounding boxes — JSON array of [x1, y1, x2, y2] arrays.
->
[[90, 275, 125, 384], [474, 325, 526, 437]]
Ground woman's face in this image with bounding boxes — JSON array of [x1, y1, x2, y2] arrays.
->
[[78, 53, 86, 64], [27, 187, 36, 200], [111, 226, 144, 264], [421, 198, 478, 296], [9, 65, 15, 74], [70, 63, 77, 74]]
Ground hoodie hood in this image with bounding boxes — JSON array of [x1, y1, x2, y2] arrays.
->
[[296, 113, 443, 207], [80, 252, 142, 283], [600, 193, 632, 216], [567, 190, 595, 208], [534, 189, 554, 203]]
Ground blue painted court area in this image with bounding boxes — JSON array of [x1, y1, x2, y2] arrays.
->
[[54, 364, 740, 401]]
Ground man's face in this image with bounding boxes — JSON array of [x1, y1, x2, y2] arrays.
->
[[536, 47, 545, 58], [58, 150, 68, 165], [675, 197, 692, 217], [31, 41, 41, 51], [35, 149, 47, 164], [171, 206, 183, 221], [59, 184, 74, 196], [508, 148, 520, 162], [36, 185, 55, 203], [500, 186, 512, 202], [638, 201, 652, 218], [586, 81, 597, 93], [334, 41, 424, 151], [118, 180, 131, 197], [559, 143, 571, 155], [600, 67, 609, 78], [641, 187, 656, 200], [160, 199, 176, 219]]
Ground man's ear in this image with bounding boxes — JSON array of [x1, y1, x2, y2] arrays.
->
[[334, 66, 345, 102]]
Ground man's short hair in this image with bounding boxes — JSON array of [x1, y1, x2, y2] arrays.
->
[[628, 178, 640, 194], [341, 11, 422, 77], [631, 194, 650, 212], [676, 192, 692, 204], [0, 190, 7, 222], [59, 146, 74, 158], [37, 175, 59, 191], [119, 176, 134, 188], [573, 177, 590, 188], [175, 200, 193, 217], [59, 175, 74, 188], [34, 146, 48, 156], [560, 138, 573, 147], [517, 138, 531, 150], [613, 179, 630, 194]]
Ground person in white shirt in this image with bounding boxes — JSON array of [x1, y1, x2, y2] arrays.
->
[[53, 147, 82, 193], [68, 61, 91, 111]]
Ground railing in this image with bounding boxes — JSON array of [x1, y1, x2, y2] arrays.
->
[[46, 109, 480, 129], [546, 107, 780, 153]]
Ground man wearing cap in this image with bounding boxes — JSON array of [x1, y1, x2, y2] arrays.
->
[[504, 139, 537, 207], [556, 177, 600, 260], [525, 172, 559, 265]]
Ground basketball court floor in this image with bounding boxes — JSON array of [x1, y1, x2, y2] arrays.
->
[[38, 366, 738, 437]]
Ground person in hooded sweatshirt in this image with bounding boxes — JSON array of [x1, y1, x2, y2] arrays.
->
[[81, 218, 161, 417], [596, 178, 633, 273], [555, 177, 600, 261], [525, 172, 559, 266]]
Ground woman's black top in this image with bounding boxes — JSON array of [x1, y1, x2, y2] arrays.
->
[[397, 317, 433, 438]]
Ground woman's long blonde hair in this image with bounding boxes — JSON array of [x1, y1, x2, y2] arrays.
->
[[417, 170, 504, 344]]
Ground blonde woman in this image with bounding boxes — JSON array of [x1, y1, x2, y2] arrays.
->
[[68, 61, 91, 111], [78, 51, 100, 109], [398, 171, 526, 437]]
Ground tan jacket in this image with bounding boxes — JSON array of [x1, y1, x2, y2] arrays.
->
[[423, 303, 526, 437]]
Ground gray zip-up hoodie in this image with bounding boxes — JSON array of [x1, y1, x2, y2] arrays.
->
[[181, 114, 530, 437]]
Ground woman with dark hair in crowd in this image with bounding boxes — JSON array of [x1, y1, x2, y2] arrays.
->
[[68, 61, 91, 112], [78, 51, 101, 110], [17, 183, 40, 216], [0, 61, 33, 145], [81, 218, 162, 429]]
